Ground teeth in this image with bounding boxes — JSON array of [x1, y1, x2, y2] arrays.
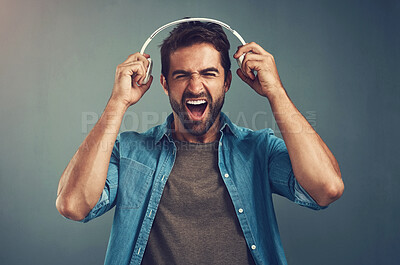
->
[[187, 99, 206, 105]]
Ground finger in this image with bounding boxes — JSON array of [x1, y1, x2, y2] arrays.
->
[[124, 56, 150, 70], [236, 68, 253, 86], [122, 52, 141, 63], [122, 53, 150, 68], [124, 61, 147, 84], [117, 63, 146, 87], [244, 61, 256, 80], [241, 53, 263, 78], [127, 57, 150, 85], [241, 52, 265, 62], [137, 75, 153, 94], [234, 42, 268, 58], [242, 57, 263, 80], [117, 63, 144, 79], [132, 74, 153, 93], [137, 54, 150, 69]]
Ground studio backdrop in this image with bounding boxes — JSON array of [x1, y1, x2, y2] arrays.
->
[[0, 0, 399, 264]]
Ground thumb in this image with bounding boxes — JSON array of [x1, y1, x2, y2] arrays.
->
[[236, 68, 253, 86], [138, 75, 153, 95]]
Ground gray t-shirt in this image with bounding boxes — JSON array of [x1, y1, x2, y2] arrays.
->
[[142, 141, 256, 265]]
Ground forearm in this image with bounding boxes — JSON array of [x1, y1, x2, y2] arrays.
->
[[234, 42, 343, 206], [268, 88, 343, 206], [56, 99, 127, 220]]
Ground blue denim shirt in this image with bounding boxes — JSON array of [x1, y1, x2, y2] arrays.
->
[[80, 112, 325, 265]]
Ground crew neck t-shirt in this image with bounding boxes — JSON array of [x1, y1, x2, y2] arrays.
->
[[142, 141, 255, 265]]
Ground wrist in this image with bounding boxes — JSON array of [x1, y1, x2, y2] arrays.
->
[[107, 96, 130, 113], [265, 85, 288, 103]]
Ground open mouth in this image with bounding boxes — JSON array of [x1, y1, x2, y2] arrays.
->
[[185, 99, 208, 120]]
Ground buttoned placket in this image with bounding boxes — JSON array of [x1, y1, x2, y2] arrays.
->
[[131, 128, 261, 264], [130, 137, 177, 265], [218, 132, 260, 264]]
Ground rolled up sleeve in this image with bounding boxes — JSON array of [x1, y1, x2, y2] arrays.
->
[[79, 135, 120, 223], [267, 130, 326, 210]]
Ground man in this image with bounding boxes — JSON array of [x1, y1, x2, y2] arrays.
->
[[56, 22, 344, 265]]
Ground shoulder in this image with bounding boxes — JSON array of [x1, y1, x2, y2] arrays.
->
[[118, 123, 164, 142], [220, 112, 275, 143], [116, 124, 166, 156], [228, 121, 276, 145]]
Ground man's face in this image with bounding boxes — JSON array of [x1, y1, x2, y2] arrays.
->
[[161, 43, 231, 136]]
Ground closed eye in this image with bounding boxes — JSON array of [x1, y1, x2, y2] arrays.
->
[[173, 74, 191, 81], [200, 67, 219, 78], [202, 72, 217, 77], [171, 68, 220, 80], [175, 74, 189, 79], [172, 70, 191, 80]]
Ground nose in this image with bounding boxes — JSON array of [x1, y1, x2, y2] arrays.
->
[[187, 73, 203, 93]]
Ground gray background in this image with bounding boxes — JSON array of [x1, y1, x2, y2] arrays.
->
[[1, 0, 399, 264]]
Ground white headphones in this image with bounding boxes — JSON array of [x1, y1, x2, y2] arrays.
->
[[139, 17, 247, 84]]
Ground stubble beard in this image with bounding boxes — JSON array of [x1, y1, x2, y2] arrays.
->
[[169, 90, 225, 136]]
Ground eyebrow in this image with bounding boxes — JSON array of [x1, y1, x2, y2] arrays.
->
[[172, 67, 220, 77]]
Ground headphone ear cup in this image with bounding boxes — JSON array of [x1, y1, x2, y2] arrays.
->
[[236, 52, 256, 77], [142, 58, 153, 84], [236, 53, 245, 70]]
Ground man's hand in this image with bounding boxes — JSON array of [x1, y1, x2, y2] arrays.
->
[[56, 52, 154, 220], [234, 42, 283, 99], [110, 53, 153, 109], [234, 42, 344, 207]]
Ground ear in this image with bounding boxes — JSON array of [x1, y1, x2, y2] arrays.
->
[[224, 70, 232, 93], [160, 74, 169, 96]]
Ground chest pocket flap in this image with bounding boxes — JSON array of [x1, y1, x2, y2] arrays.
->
[[118, 157, 155, 209]]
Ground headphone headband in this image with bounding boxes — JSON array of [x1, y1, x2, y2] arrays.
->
[[138, 18, 247, 84], [140, 18, 246, 54]]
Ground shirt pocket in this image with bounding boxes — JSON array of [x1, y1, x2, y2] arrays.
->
[[118, 157, 155, 209]]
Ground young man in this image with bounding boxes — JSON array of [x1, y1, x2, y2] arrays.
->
[[56, 22, 344, 265]]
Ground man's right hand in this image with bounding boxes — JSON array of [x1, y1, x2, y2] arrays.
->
[[110, 52, 153, 108], [56, 52, 154, 221]]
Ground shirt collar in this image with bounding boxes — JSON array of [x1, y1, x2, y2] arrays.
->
[[219, 112, 240, 138], [154, 113, 175, 143], [154, 112, 240, 144]]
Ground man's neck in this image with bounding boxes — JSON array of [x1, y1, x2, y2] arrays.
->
[[171, 113, 222, 143]]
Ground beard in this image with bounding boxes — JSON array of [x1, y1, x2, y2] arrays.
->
[[169, 89, 225, 136]]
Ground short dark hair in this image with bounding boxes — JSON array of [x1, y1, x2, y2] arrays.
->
[[160, 21, 231, 82]]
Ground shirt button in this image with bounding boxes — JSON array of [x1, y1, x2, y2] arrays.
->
[[238, 208, 244, 213], [251, 245, 256, 250], [219, 142, 222, 146], [224, 173, 229, 178]]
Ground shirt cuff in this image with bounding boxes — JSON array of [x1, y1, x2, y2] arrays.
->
[[293, 177, 328, 210], [78, 189, 110, 223]]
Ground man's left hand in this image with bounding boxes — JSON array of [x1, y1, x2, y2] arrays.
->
[[234, 42, 284, 99]]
